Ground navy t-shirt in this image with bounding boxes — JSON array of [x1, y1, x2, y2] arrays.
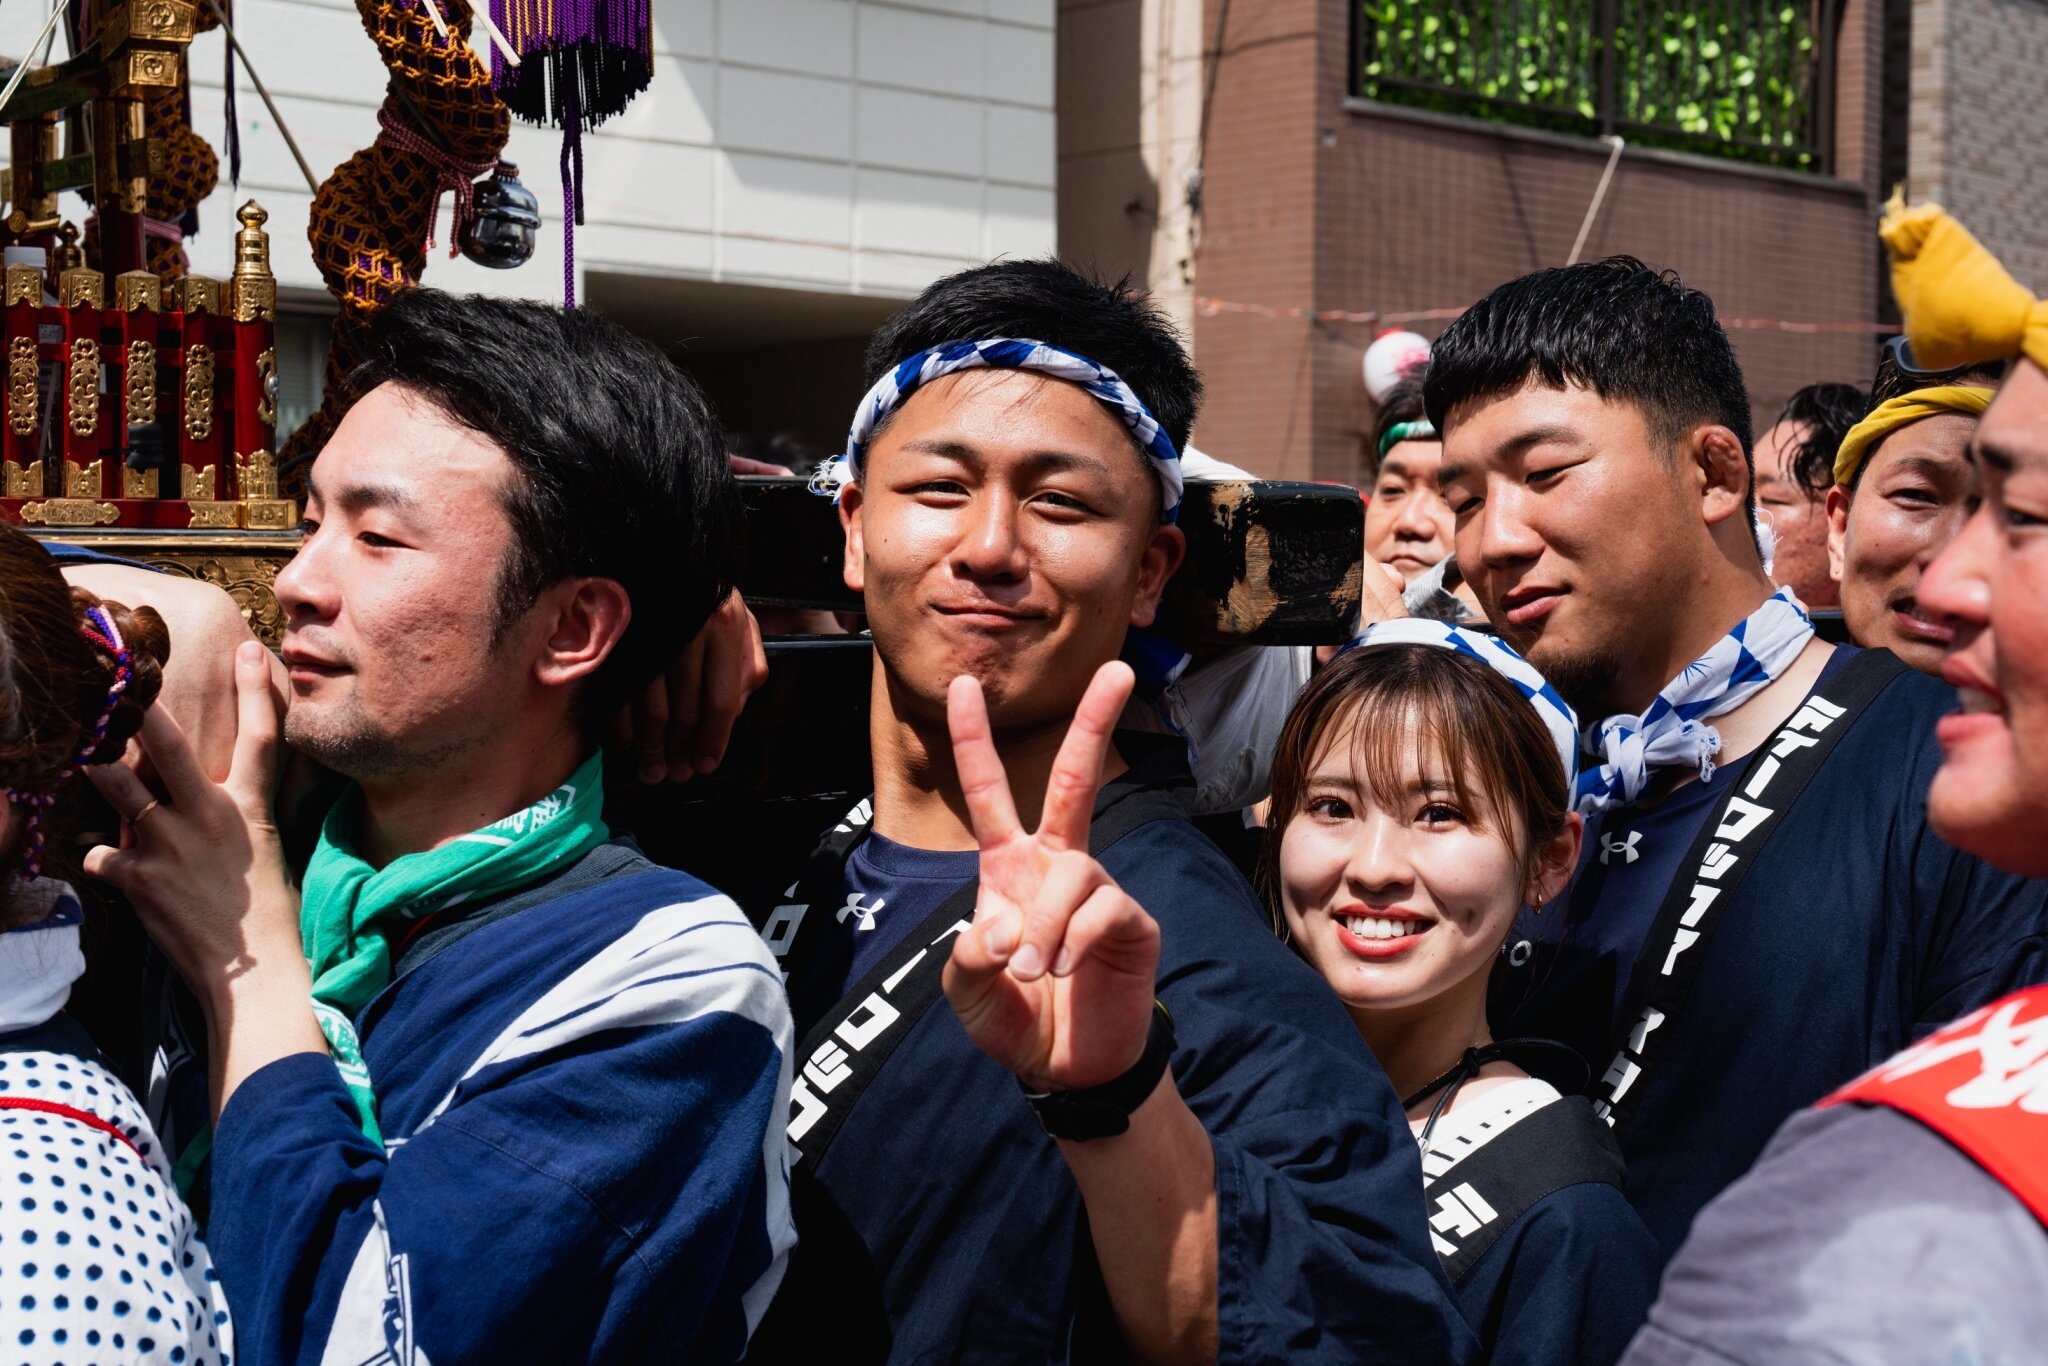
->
[[833, 833, 977, 1000], [1502, 650, 1855, 1058], [1492, 648, 2048, 1259], [752, 743, 1477, 1362], [41, 540, 151, 569]]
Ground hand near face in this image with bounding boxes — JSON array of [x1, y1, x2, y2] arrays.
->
[[84, 641, 305, 1004], [942, 661, 1162, 1093], [617, 589, 771, 783]]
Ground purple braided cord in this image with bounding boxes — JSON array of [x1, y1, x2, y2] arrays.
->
[[4, 605, 134, 882], [561, 77, 582, 307]]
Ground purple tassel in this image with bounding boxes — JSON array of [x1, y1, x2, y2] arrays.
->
[[224, 35, 243, 188], [560, 78, 583, 307], [487, 0, 651, 127], [486, 0, 644, 307]]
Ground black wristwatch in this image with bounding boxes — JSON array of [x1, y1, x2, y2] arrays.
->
[[1023, 1001, 1178, 1142]]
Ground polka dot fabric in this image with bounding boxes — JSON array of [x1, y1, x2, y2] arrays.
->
[[0, 1049, 233, 1365]]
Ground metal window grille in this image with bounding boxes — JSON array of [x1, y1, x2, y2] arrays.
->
[[1354, 0, 1836, 170]]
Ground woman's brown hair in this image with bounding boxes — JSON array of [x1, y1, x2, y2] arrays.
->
[[0, 526, 169, 912], [1257, 644, 1569, 932]]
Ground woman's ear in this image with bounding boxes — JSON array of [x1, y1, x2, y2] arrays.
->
[[1527, 810, 1584, 907]]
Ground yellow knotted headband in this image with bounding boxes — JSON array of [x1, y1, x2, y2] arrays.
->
[[1833, 384, 1994, 487], [1882, 192, 2048, 374]]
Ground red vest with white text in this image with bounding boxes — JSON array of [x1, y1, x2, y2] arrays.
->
[[1822, 985, 2048, 1224]]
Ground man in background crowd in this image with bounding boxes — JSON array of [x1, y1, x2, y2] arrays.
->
[[1823, 351, 2004, 674], [1624, 197, 2048, 1366], [1427, 256, 2048, 1260], [1755, 381, 1864, 609]]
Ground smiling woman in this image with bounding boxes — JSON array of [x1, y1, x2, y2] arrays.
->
[[1260, 627, 1661, 1366]]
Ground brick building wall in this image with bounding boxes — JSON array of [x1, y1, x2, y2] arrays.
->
[[1910, 0, 2048, 291], [1184, 0, 1892, 483]]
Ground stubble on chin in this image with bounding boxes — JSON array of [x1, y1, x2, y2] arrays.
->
[[1523, 642, 1626, 717], [284, 701, 459, 785]]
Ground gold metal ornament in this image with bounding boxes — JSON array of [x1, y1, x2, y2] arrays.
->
[[20, 499, 119, 526], [183, 342, 214, 439], [126, 339, 158, 422], [8, 337, 38, 436], [64, 459, 102, 498], [4, 266, 42, 308], [2, 459, 42, 497], [67, 338, 100, 438], [237, 447, 295, 528], [186, 500, 240, 527], [124, 464, 159, 497], [254, 347, 276, 427], [182, 461, 215, 499]]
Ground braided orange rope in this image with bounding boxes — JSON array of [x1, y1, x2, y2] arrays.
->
[[279, 0, 508, 487]]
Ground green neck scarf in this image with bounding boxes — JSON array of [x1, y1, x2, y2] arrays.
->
[[300, 750, 611, 1143]]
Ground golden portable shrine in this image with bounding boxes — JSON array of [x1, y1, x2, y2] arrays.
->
[[0, 0, 1369, 882], [0, 0, 531, 619]]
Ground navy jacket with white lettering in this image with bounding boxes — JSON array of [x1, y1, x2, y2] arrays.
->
[[748, 740, 1479, 1364], [1495, 655, 2048, 1260]]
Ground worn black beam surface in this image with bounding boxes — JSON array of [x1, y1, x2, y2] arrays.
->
[[738, 476, 1364, 647]]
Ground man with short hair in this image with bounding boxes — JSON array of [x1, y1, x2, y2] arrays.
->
[[1427, 257, 2048, 1260], [746, 260, 1471, 1361], [1754, 380, 1864, 609], [1621, 200, 2048, 1366], [88, 289, 795, 1366]]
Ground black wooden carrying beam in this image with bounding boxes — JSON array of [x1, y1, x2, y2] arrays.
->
[[621, 476, 1367, 891], [737, 476, 1367, 647]]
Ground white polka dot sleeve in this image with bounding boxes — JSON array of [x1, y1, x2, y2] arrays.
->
[[0, 1049, 233, 1365]]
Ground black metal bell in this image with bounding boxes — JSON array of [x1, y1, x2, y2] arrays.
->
[[460, 163, 541, 270]]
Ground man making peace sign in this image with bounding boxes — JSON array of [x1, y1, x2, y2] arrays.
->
[[745, 261, 1468, 1362]]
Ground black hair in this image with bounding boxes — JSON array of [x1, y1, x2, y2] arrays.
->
[[863, 259, 1202, 509], [352, 288, 740, 734], [1424, 257, 1756, 518], [1830, 353, 2008, 492], [1367, 373, 1430, 482], [1779, 382, 1870, 500]]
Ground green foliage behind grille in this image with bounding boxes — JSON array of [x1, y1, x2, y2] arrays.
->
[[1356, 0, 1822, 168]]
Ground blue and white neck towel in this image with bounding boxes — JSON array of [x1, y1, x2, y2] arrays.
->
[[815, 337, 1186, 521], [1342, 618, 1582, 794], [1575, 586, 1815, 816]]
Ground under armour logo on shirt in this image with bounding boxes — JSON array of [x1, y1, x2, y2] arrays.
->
[[1601, 830, 1643, 865], [838, 893, 884, 932]]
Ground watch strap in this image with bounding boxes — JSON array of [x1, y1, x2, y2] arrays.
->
[[1023, 1000, 1178, 1142]]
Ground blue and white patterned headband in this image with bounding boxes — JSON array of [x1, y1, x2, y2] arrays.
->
[[822, 337, 1185, 521], [1338, 619, 1581, 794]]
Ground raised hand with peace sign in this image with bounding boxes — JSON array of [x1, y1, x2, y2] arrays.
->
[[941, 659, 1162, 1094]]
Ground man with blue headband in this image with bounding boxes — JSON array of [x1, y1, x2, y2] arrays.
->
[[743, 260, 1473, 1362]]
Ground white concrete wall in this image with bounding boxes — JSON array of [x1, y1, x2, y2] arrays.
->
[[0, 0, 1057, 305]]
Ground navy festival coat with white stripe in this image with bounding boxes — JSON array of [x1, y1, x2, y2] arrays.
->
[[206, 847, 795, 1366]]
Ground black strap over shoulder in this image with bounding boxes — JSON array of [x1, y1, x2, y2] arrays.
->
[[760, 752, 1193, 1178], [1423, 1094, 1624, 1284], [1592, 647, 1910, 1135]]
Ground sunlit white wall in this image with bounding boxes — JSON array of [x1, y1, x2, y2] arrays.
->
[[0, 0, 1056, 305]]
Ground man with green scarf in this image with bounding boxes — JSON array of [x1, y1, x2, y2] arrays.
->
[[88, 289, 796, 1366]]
